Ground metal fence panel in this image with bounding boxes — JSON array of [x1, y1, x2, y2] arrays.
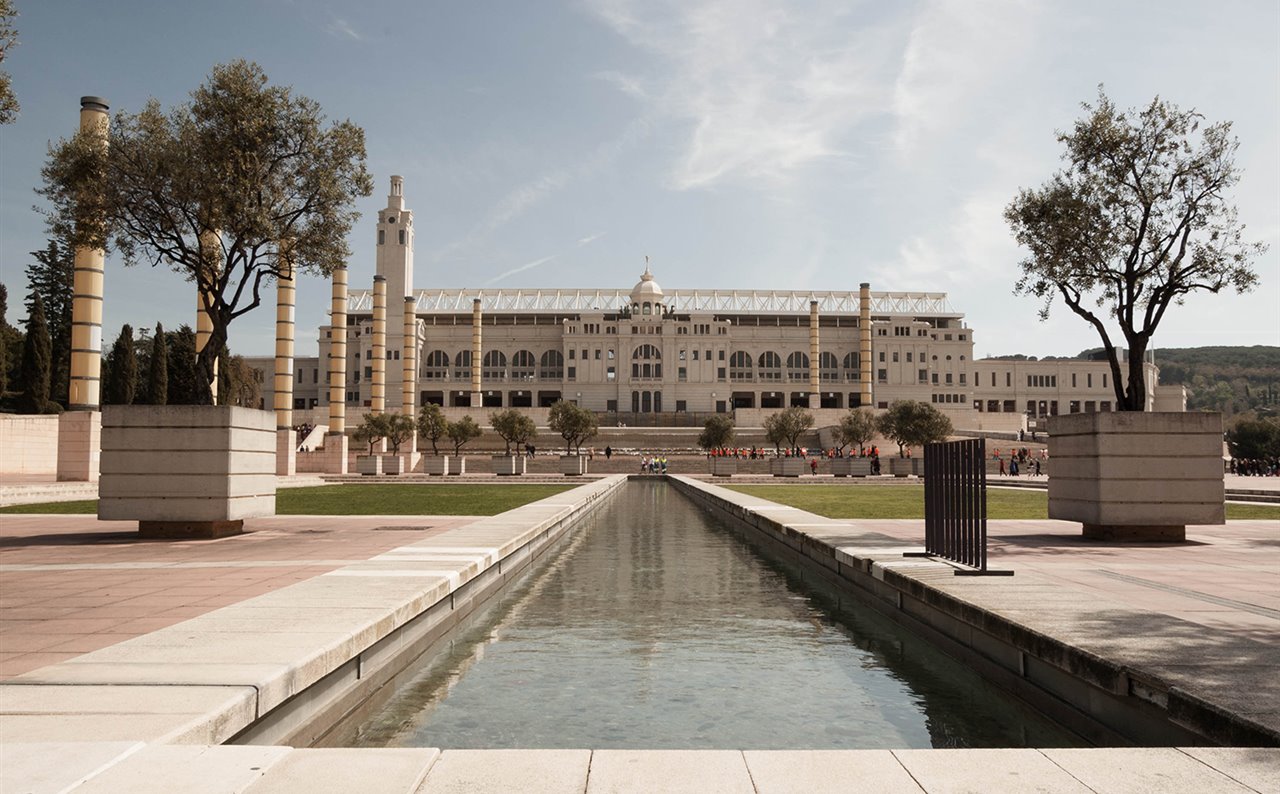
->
[[921, 438, 1008, 575]]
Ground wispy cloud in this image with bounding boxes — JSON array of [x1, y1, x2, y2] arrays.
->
[[578, 232, 606, 246], [584, 0, 904, 190], [326, 17, 362, 41], [484, 255, 558, 287]]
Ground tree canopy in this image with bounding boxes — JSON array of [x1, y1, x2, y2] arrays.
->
[[418, 403, 447, 455], [18, 293, 50, 413], [836, 408, 877, 454], [1005, 88, 1264, 411], [490, 409, 537, 455], [0, 0, 18, 124], [698, 414, 735, 451], [38, 60, 373, 404], [548, 400, 598, 454], [763, 406, 814, 452], [445, 416, 483, 454], [875, 400, 952, 457]]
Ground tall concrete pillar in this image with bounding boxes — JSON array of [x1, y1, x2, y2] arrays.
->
[[324, 265, 349, 474], [274, 253, 296, 476], [195, 230, 220, 403], [470, 297, 483, 407], [402, 296, 417, 414], [67, 96, 110, 412], [60, 96, 109, 483], [859, 282, 873, 408], [371, 275, 387, 412], [808, 300, 820, 410]]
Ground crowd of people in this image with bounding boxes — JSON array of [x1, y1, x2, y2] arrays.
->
[[1229, 457, 1279, 477]]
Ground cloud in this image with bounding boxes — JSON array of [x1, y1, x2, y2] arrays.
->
[[584, 0, 904, 190], [326, 17, 362, 41], [484, 255, 558, 287], [578, 232, 606, 246]]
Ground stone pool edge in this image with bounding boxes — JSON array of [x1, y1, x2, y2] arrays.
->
[[668, 475, 1279, 748]]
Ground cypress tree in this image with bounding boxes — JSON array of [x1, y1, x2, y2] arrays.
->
[[18, 293, 51, 413], [166, 325, 197, 405], [0, 283, 21, 396], [25, 242, 74, 407], [104, 324, 136, 405], [148, 322, 168, 405]]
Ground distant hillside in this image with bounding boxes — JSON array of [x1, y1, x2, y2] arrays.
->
[[1147, 346, 1280, 415]]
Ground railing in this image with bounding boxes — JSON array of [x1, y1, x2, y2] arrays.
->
[[913, 438, 1012, 576]]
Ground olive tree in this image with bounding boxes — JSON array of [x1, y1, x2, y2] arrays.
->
[[836, 407, 876, 455], [417, 403, 448, 455], [697, 414, 735, 451], [353, 413, 389, 455], [445, 416, 483, 455], [763, 406, 814, 454], [1006, 89, 1264, 411], [875, 400, 952, 457], [548, 400, 598, 455], [39, 60, 373, 405], [490, 409, 537, 456]]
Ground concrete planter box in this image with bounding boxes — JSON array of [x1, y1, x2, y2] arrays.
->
[[492, 455, 527, 476], [380, 455, 405, 475], [98, 405, 275, 538], [421, 456, 459, 476], [889, 457, 921, 477], [1048, 411, 1224, 541], [770, 458, 807, 477], [831, 458, 873, 478], [710, 458, 738, 477], [355, 455, 383, 476], [560, 455, 589, 476]]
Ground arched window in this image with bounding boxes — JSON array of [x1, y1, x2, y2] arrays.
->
[[539, 350, 564, 380], [786, 352, 810, 381], [483, 350, 507, 381], [631, 344, 662, 379], [729, 351, 753, 382], [453, 350, 471, 380], [842, 351, 860, 381], [511, 350, 536, 381], [758, 351, 782, 381], [642, 302, 652, 315], [820, 352, 839, 383], [421, 350, 449, 380]]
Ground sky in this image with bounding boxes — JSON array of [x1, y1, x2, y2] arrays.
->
[[1, 0, 1277, 361]]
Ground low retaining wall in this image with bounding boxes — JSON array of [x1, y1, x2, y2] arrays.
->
[[668, 476, 1276, 747], [0, 414, 59, 478]]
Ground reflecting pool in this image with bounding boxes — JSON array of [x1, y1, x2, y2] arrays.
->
[[350, 481, 1083, 749]]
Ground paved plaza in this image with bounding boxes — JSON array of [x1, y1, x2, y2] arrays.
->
[[0, 475, 1277, 791]]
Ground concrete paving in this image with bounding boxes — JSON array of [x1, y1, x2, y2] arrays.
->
[[1, 474, 1278, 792]]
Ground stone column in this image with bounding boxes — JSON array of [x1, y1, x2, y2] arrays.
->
[[59, 96, 109, 482], [808, 300, 820, 410], [402, 295, 419, 468], [195, 230, 220, 403], [371, 275, 387, 412], [470, 297, 483, 408], [274, 254, 296, 476], [67, 96, 109, 412], [325, 265, 349, 474], [859, 282, 872, 408]]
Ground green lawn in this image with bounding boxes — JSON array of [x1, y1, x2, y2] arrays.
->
[[727, 484, 1280, 521], [0, 484, 577, 516]]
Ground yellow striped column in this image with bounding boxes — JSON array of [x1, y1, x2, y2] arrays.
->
[[327, 265, 348, 435], [470, 297, 482, 407], [809, 300, 820, 409], [195, 230, 220, 403], [859, 282, 873, 408], [402, 296, 417, 414], [68, 96, 109, 411], [273, 253, 295, 430], [371, 275, 387, 412]]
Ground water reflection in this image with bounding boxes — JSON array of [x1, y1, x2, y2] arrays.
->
[[351, 481, 1082, 749]]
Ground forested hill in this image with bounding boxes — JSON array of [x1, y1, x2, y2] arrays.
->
[[1148, 346, 1279, 415]]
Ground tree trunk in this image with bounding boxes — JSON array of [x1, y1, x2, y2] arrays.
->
[[1122, 338, 1149, 411]]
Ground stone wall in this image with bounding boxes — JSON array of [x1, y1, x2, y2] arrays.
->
[[0, 415, 60, 477]]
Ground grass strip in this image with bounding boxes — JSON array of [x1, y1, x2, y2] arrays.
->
[[726, 484, 1280, 521], [0, 484, 577, 517]]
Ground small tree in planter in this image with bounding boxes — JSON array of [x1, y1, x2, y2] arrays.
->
[[832, 408, 877, 477], [699, 414, 736, 476], [548, 400, 598, 474], [875, 400, 952, 476], [490, 409, 536, 475], [353, 412, 390, 475], [381, 413, 417, 475], [764, 406, 814, 476], [418, 403, 447, 455], [443, 416, 482, 475]]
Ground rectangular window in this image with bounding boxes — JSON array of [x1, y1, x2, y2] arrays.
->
[[718, 367, 726, 380], [581, 349, 588, 360], [718, 350, 725, 360], [1072, 373, 1077, 387], [679, 350, 687, 360], [932, 373, 939, 385], [959, 374, 966, 385], [877, 369, 887, 383], [595, 349, 601, 360], [567, 366, 576, 380], [1102, 374, 1107, 388], [678, 367, 687, 381], [569, 349, 575, 360], [366, 350, 372, 360], [906, 352, 913, 362], [1006, 372, 1011, 387], [398, 230, 405, 244], [892, 352, 899, 362], [692, 350, 699, 361], [364, 366, 372, 379], [378, 229, 385, 245], [607, 349, 615, 359], [945, 373, 953, 385], [1087, 373, 1092, 388], [919, 369, 928, 382], [879, 352, 886, 362], [607, 367, 615, 381]]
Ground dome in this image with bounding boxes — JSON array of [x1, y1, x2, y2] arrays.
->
[[629, 263, 664, 304]]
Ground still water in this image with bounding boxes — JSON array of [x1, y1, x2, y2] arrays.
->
[[350, 481, 1083, 749]]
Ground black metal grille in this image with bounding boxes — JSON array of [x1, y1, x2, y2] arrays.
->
[[920, 438, 1010, 575]]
